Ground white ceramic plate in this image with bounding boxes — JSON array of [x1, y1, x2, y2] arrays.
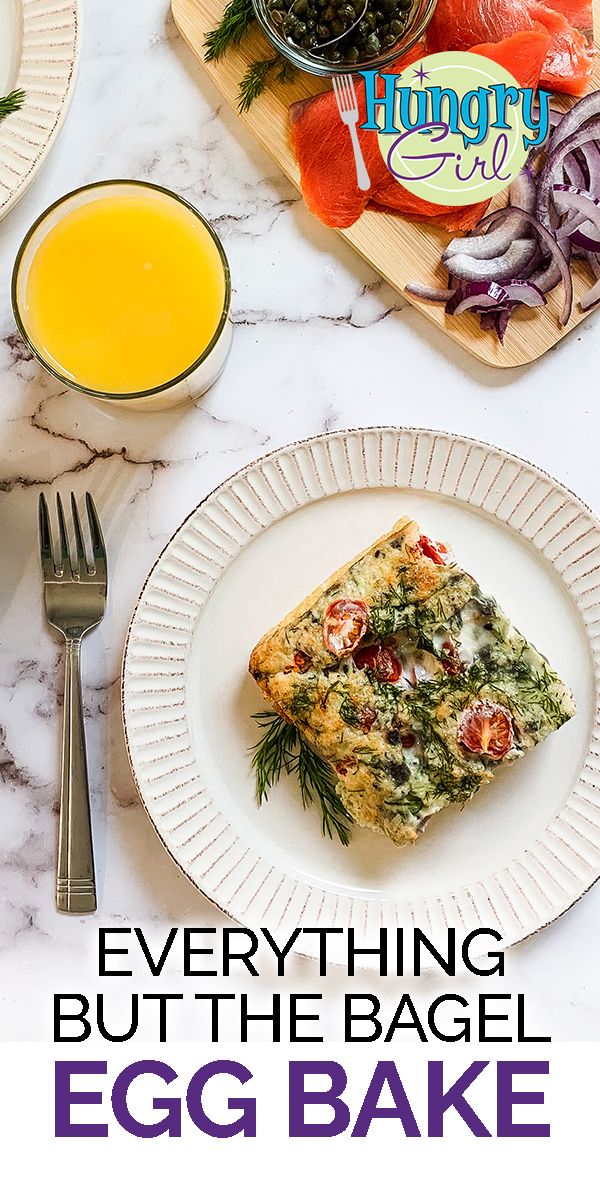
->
[[123, 429, 600, 962], [0, 0, 80, 221]]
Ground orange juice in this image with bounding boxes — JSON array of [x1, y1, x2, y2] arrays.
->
[[16, 184, 230, 399]]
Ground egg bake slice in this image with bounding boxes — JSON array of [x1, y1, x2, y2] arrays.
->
[[249, 516, 576, 847]]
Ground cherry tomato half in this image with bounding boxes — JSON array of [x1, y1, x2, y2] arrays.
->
[[354, 643, 402, 683], [335, 757, 357, 777], [441, 638, 464, 677], [284, 650, 312, 674], [322, 599, 369, 657], [293, 650, 312, 671], [458, 700, 514, 761], [356, 706, 377, 733], [417, 534, 450, 565]]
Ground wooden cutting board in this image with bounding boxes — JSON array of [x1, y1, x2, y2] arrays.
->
[[172, 0, 599, 367]]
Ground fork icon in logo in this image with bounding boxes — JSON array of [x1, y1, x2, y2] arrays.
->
[[332, 74, 371, 191]]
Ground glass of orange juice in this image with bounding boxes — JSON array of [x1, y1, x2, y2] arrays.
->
[[11, 180, 232, 410]]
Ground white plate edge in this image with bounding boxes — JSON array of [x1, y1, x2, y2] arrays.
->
[[0, 0, 81, 221]]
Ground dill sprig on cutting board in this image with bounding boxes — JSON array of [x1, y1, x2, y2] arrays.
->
[[204, 0, 295, 111], [238, 54, 296, 111], [0, 89, 25, 123], [251, 711, 354, 845], [204, 0, 256, 61]]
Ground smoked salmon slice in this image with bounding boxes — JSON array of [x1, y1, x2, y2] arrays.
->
[[528, 1, 593, 93], [470, 28, 552, 87], [370, 194, 491, 231], [539, 0, 593, 34], [289, 90, 374, 228], [426, 0, 593, 94], [289, 44, 427, 228], [427, 0, 535, 52]]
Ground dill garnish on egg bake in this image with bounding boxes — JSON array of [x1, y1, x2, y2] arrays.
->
[[0, 89, 25, 124]]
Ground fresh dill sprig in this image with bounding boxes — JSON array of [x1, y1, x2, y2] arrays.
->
[[204, 0, 296, 110], [0, 89, 25, 123], [204, 0, 255, 62], [277, 57, 296, 84], [296, 739, 353, 845], [251, 711, 298, 804], [238, 57, 288, 113], [237, 54, 296, 113], [251, 710, 354, 845]]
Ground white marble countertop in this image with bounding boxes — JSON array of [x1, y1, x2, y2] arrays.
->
[[1, 0, 599, 1043]]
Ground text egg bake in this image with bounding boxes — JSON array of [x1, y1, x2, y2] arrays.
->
[[249, 516, 575, 846]]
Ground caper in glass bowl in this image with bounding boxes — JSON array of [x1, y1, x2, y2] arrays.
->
[[253, 0, 437, 76]]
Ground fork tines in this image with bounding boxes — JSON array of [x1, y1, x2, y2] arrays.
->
[[38, 492, 107, 582], [332, 73, 359, 117]]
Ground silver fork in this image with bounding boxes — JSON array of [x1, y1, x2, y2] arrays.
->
[[332, 74, 371, 192], [38, 492, 107, 914]]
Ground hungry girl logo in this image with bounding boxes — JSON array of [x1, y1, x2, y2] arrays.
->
[[334, 52, 551, 205]]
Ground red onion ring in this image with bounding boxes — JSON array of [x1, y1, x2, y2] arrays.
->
[[476, 207, 573, 325], [443, 166, 536, 262], [553, 184, 600, 223], [444, 239, 538, 282], [404, 284, 453, 303], [537, 117, 600, 229]]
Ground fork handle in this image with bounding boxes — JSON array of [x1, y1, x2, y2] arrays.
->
[[57, 637, 97, 914], [348, 122, 371, 191]]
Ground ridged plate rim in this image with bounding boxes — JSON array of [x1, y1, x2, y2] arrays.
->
[[0, 0, 81, 220]]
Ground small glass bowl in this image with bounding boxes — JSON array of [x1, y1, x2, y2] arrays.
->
[[253, 0, 437, 77]]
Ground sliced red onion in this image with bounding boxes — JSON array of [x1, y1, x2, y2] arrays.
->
[[443, 166, 536, 261], [509, 165, 537, 214], [501, 280, 546, 308], [476, 207, 573, 325], [532, 105, 563, 132], [479, 309, 512, 343], [444, 280, 545, 321], [444, 239, 537, 282], [557, 212, 588, 239], [409, 98, 600, 337], [574, 148, 591, 188], [479, 310, 497, 332], [563, 153, 587, 189], [566, 222, 600, 251], [537, 117, 600, 228], [580, 277, 600, 310], [570, 247, 600, 308], [443, 224, 517, 261], [496, 308, 510, 343], [480, 309, 513, 342], [579, 250, 600, 279], [445, 282, 507, 316], [552, 184, 600, 237], [529, 107, 564, 168], [404, 283, 453, 303], [528, 256, 563, 295], [553, 185, 600, 253], [519, 244, 544, 279], [579, 142, 600, 195], [543, 91, 600, 159]]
